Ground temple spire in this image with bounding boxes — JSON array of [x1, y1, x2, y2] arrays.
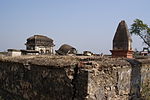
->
[[110, 20, 133, 58]]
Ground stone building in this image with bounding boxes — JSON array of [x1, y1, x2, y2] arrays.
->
[[25, 35, 55, 55], [56, 44, 77, 55], [110, 20, 133, 58]]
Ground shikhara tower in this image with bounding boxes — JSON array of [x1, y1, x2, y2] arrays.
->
[[110, 20, 133, 58]]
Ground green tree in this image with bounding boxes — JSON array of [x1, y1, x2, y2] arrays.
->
[[130, 19, 150, 47]]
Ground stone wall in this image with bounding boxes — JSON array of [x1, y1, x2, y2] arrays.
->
[[0, 56, 150, 100], [0, 61, 76, 100], [79, 58, 150, 100]]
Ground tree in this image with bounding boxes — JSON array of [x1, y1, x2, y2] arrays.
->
[[130, 19, 150, 47]]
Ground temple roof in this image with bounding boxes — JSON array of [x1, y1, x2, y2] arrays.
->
[[113, 20, 132, 50], [113, 20, 132, 42]]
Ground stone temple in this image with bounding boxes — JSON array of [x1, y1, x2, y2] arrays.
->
[[25, 35, 55, 54], [110, 20, 133, 58]]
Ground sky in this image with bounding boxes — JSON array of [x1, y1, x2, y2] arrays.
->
[[0, 0, 150, 54]]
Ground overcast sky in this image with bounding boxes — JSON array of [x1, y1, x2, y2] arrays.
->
[[0, 0, 150, 54]]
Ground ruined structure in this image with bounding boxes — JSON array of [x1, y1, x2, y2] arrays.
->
[[25, 35, 55, 54], [110, 20, 133, 58], [56, 44, 77, 55], [0, 56, 150, 100]]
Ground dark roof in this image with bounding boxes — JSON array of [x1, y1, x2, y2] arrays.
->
[[27, 35, 53, 41], [26, 35, 54, 47], [114, 20, 132, 42], [7, 49, 21, 52], [113, 20, 132, 50], [56, 44, 77, 55], [20, 50, 39, 53]]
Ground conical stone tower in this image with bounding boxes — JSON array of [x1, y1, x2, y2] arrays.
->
[[110, 20, 133, 58]]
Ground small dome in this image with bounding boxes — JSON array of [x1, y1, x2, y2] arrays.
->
[[56, 44, 77, 55]]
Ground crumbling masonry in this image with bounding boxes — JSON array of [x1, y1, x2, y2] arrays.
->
[[0, 56, 150, 100]]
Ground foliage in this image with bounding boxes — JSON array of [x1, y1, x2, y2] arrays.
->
[[130, 19, 150, 47]]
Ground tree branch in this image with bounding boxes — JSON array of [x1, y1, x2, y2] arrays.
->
[[139, 34, 150, 47]]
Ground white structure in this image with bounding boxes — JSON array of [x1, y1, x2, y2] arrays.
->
[[25, 35, 55, 55], [7, 49, 21, 57]]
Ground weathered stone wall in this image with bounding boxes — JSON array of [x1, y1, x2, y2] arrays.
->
[[79, 59, 150, 100], [0, 56, 150, 100], [0, 61, 76, 100]]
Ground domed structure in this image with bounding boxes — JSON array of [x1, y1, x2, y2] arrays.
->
[[25, 35, 55, 54], [56, 44, 77, 55]]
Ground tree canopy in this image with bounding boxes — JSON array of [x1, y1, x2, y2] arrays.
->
[[130, 19, 150, 47]]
